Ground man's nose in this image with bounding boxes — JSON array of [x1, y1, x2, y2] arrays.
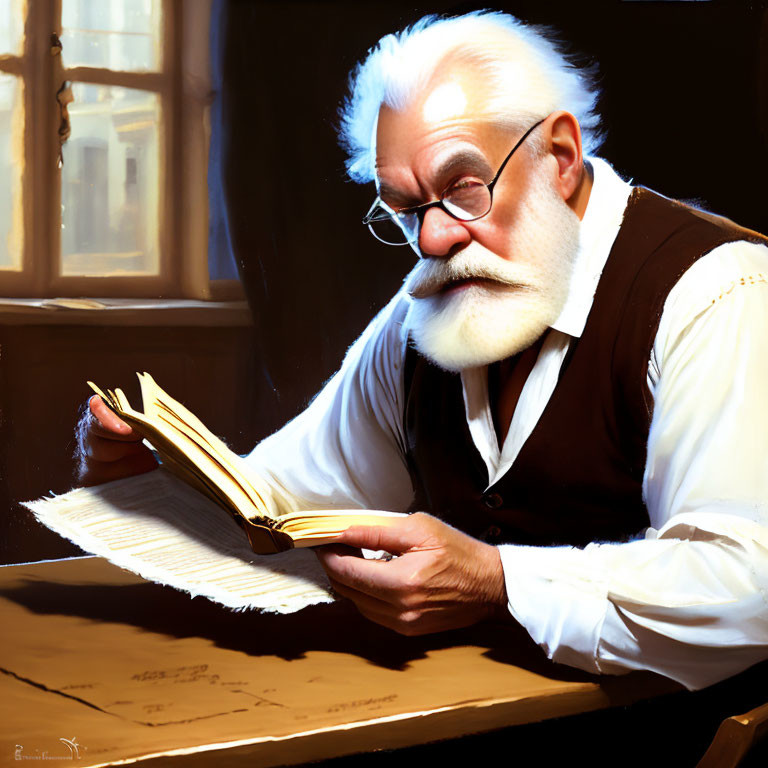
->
[[418, 206, 471, 259]]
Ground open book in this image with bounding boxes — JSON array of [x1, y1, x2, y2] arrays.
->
[[86, 372, 403, 555]]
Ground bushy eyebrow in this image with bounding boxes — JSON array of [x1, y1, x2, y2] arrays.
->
[[433, 149, 493, 186], [378, 149, 493, 208], [378, 182, 417, 208]]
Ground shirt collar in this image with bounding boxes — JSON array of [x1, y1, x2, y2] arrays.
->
[[549, 156, 633, 338]]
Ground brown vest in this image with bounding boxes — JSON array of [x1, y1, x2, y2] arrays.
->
[[403, 188, 767, 547]]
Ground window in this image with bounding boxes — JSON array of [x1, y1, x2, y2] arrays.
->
[[0, 0, 240, 300]]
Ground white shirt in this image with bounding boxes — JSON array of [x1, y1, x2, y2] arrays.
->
[[246, 157, 768, 691]]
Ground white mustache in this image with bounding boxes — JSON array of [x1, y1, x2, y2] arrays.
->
[[405, 248, 528, 299]]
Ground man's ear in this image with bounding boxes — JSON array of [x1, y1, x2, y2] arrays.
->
[[546, 111, 585, 206]]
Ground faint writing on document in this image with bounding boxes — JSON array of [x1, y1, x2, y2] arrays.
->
[[327, 694, 398, 714], [131, 664, 219, 684]]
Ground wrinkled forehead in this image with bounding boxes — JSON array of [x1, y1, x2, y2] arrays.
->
[[374, 70, 503, 180]]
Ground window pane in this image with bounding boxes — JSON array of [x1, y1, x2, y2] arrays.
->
[[0, 0, 24, 56], [61, 84, 159, 277], [61, 0, 161, 72], [0, 73, 23, 270]]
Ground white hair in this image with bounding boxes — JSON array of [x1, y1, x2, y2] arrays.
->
[[338, 11, 602, 183]]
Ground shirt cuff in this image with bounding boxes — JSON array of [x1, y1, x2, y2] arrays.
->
[[498, 543, 611, 674]]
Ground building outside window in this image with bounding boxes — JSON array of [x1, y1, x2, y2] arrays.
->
[[0, 0, 240, 300]]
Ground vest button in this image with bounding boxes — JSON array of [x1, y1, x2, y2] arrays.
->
[[482, 492, 503, 509], [482, 525, 502, 543]]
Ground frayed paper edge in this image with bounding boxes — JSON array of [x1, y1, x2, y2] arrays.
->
[[22, 476, 336, 615]]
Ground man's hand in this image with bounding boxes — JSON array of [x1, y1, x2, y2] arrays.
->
[[75, 395, 158, 486], [315, 512, 508, 635]]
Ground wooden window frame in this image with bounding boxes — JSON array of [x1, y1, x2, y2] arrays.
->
[[0, 0, 241, 300]]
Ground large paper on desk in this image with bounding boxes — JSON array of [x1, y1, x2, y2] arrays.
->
[[23, 469, 335, 613], [0, 557, 675, 768]]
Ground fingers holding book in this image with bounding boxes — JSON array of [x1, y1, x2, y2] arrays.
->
[[88, 394, 139, 439], [75, 395, 159, 486], [315, 512, 509, 636]]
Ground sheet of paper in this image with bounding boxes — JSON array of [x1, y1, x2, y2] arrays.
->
[[23, 469, 334, 613], [0, 557, 675, 767]]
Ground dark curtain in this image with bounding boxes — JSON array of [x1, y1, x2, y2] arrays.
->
[[213, 0, 768, 440]]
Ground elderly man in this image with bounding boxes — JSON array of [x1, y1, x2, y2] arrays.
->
[[79, 12, 768, 693]]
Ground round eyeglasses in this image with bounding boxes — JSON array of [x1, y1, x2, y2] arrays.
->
[[362, 118, 546, 248]]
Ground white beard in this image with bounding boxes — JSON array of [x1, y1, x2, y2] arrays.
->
[[404, 162, 581, 372]]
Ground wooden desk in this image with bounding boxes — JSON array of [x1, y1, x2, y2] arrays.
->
[[0, 556, 676, 767]]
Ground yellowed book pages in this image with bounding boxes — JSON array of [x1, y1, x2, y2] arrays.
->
[[89, 378, 262, 523], [85, 373, 406, 555], [136, 372, 274, 516]]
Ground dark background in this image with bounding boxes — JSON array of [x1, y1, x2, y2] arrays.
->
[[222, 0, 768, 436], [220, 8, 768, 760], [4, 0, 767, 563], [4, 4, 766, 762]]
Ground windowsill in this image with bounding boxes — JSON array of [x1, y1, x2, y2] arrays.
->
[[0, 298, 253, 326]]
